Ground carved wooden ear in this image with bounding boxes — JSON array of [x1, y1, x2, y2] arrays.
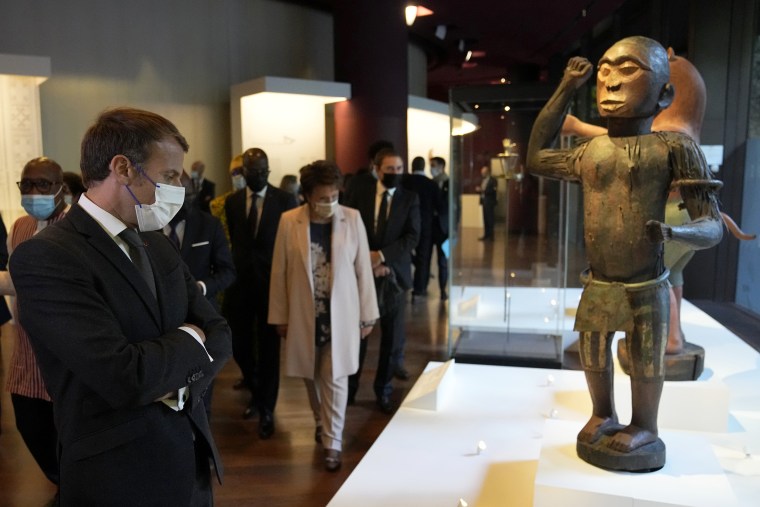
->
[[658, 83, 675, 111]]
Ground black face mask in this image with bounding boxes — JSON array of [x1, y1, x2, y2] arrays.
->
[[246, 173, 268, 193], [381, 173, 402, 189]]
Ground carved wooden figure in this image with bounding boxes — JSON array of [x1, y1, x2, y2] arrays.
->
[[527, 36, 723, 472]]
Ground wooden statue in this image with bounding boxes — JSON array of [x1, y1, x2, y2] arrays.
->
[[527, 36, 723, 472]]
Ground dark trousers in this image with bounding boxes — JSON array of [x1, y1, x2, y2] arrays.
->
[[228, 301, 280, 415], [11, 394, 59, 485], [349, 290, 406, 400], [412, 233, 433, 295], [482, 202, 495, 238], [434, 239, 448, 292]]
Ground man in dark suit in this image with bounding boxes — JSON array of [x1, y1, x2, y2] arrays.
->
[[10, 107, 231, 506], [430, 156, 450, 300], [166, 172, 236, 418], [403, 156, 443, 302], [344, 148, 420, 413], [191, 160, 216, 213], [478, 165, 497, 240], [224, 147, 297, 437]]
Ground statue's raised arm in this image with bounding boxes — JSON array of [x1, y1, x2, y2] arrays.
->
[[526, 56, 594, 182]]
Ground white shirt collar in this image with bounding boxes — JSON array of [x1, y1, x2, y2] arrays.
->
[[378, 182, 397, 197], [246, 185, 268, 201], [78, 194, 130, 239]]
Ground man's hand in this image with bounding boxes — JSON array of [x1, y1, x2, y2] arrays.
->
[[360, 325, 373, 339], [276, 325, 288, 338], [183, 323, 206, 343], [563, 56, 593, 89], [370, 250, 383, 268], [646, 220, 673, 244], [373, 265, 390, 277]]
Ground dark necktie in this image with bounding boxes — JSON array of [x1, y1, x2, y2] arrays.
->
[[376, 191, 389, 240], [247, 194, 258, 238], [119, 228, 157, 299], [168, 222, 181, 250]]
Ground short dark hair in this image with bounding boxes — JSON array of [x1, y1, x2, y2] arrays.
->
[[80, 107, 189, 186], [367, 140, 394, 162], [430, 156, 446, 168], [299, 160, 343, 198], [63, 171, 87, 195], [373, 148, 402, 169], [411, 156, 425, 173]]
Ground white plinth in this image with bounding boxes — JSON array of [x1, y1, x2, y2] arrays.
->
[[534, 419, 738, 507]]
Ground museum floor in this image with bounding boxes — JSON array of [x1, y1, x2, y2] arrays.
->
[[0, 225, 757, 506]]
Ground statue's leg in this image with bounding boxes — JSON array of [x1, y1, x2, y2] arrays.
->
[[666, 285, 686, 354], [577, 330, 619, 444], [608, 283, 669, 453]]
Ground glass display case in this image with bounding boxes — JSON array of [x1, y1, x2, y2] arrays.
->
[[446, 85, 587, 368]]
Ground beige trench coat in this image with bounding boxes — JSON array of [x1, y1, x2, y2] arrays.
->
[[268, 204, 379, 380]]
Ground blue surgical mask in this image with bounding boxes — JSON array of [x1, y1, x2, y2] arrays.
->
[[21, 187, 62, 220], [231, 174, 247, 191]]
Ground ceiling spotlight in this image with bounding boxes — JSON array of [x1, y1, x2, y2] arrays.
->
[[405, 4, 433, 26], [465, 50, 473, 62], [474, 104, 480, 109], [405, 5, 418, 26], [500, 78, 506, 84], [504, 105, 511, 112]]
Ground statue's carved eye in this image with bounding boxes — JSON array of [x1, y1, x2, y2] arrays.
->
[[618, 63, 640, 76]]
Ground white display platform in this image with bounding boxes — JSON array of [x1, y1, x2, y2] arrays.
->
[[534, 419, 737, 507], [328, 301, 760, 507]]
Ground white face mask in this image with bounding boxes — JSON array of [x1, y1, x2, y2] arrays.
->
[[126, 175, 186, 232], [231, 174, 247, 191], [312, 199, 338, 220]]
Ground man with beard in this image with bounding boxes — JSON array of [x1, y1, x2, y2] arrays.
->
[[224, 148, 297, 436]]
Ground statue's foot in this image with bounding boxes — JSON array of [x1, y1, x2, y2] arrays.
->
[[606, 425, 658, 453], [666, 330, 685, 355], [578, 416, 620, 445]]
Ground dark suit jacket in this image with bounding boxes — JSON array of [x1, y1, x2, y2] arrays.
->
[[10, 204, 232, 506], [344, 179, 420, 290], [195, 178, 215, 213], [481, 176, 497, 206], [176, 207, 236, 308], [402, 172, 443, 241], [225, 185, 297, 309], [0, 213, 12, 325]]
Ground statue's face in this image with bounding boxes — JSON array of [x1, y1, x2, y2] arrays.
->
[[596, 41, 666, 119]]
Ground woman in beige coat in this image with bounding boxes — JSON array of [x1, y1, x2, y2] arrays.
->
[[269, 160, 379, 471]]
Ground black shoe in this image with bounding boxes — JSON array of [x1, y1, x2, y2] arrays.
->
[[376, 396, 395, 414], [258, 411, 275, 439], [393, 367, 410, 381], [242, 403, 258, 420], [440, 290, 448, 301], [315, 425, 323, 445]]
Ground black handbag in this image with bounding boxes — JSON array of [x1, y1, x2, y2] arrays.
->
[[375, 269, 403, 316]]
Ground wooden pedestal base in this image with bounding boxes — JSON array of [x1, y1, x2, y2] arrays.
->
[[617, 339, 705, 381], [577, 436, 666, 473]]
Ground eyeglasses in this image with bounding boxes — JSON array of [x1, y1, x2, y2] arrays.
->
[[17, 178, 62, 193]]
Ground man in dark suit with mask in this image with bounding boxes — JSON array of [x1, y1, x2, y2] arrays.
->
[[10, 107, 231, 506], [224, 148, 297, 437], [165, 171, 236, 419], [344, 148, 420, 413]]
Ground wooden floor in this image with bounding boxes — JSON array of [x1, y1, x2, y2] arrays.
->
[[1, 225, 757, 506]]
